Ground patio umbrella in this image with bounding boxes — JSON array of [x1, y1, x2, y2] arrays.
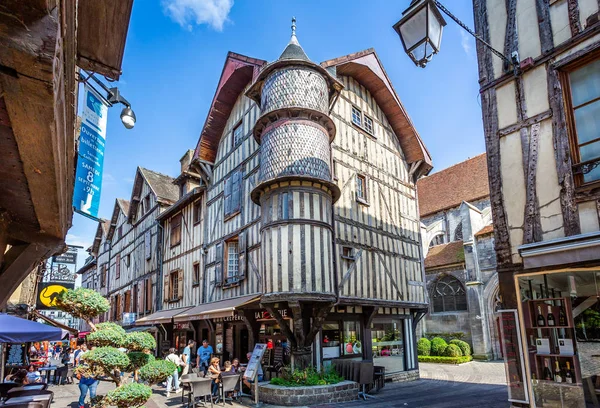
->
[[0, 314, 68, 343]]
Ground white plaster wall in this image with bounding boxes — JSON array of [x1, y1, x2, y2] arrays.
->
[[517, 0, 542, 59], [497, 80, 518, 129], [523, 66, 550, 117], [550, 0, 572, 46], [535, 120, 565, 240], [487, 0, 508, 80], [580, 0, 600, 28], [556, 33, 600, 61], [500, 132, 526, 263], [578, 201, 600, 233]]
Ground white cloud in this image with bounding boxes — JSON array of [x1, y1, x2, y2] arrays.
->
[[162, 0, 233, 31], [460, 30, 473, 57]]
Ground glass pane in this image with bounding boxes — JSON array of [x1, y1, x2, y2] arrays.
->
[[580, 140, 600, 163], [574, 100, 600, 145], [342, 321, 361, 355], [399, 7, 427, 50], [410, 42, 427, 64], [371, 320, 404, 373], [570, 59, 600, 107], [428, 5, 443, 51]]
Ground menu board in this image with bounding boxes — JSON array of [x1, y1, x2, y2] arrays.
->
[[499, 310, 529, 404], [6, 343, 27, 367], [244, 343, 267, 380]]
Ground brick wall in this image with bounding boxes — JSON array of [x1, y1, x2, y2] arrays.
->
[[258, 381, 359, 406], [388, 369, 420, 383]]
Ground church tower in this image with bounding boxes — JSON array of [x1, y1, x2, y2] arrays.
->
[[246, 18, 343, 366]]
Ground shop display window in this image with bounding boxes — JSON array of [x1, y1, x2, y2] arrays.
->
[[371, 319, 405, 373], [342, 321, 362, 356], [518, 270, 600, 407]]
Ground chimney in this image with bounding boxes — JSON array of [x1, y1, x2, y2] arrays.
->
[[180, 149, 195, 173]]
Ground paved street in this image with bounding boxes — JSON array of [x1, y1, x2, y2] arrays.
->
[[49, 361, 508, 408]]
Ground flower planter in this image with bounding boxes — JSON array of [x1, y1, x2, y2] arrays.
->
[[258, 380, 358, 406]]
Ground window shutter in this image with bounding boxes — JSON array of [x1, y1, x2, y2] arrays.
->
[[215, 242, 223, 286], [163, 274, 170, 303], [178, 269, 184, 300], [146, 278, 153, 312], [140, 280, 145, 314], [223, 176, 232, 218], [238, 231, 247, 280], [232, 170, 242, 214]]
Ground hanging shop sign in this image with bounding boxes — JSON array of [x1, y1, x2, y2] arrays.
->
[[174, 322, 192, 330], [255, 308, 291, 321], [53, 248, 78, 265], [36, 282, 75, 310], [73, 84, 109, 218], [6, 343, 28, 367]]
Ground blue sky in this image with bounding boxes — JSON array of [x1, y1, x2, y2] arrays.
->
[[68, 0, 485, 264]]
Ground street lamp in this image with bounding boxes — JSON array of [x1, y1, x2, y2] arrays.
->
[[394, 0, 518, 72], [393, 0, 446, 68], [82, 72, 137, 129]]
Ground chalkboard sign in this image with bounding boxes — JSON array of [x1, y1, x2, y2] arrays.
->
[[6, 344, 27, 367], [261, 348, 271, 365], [273, 346, 283, 365]]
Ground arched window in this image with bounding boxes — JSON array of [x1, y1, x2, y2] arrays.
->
[[431, 275, 468, 313], [429, 233, 445, 248], [454, 222, 463, 241]]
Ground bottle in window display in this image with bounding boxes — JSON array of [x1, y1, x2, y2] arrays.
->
[[558, 301, 567, 326], [537, 305, 546, 327], [554, 360, 562, 382], [543, 358, 552, 381], [547, 305, 556, 327], [565, 362, 573, 384]]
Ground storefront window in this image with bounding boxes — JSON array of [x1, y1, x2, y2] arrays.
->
[[372, 320, 404, 373], [322, 323, 341, 359], [342, 321, 362, 356], [518, 270, 600, 407]]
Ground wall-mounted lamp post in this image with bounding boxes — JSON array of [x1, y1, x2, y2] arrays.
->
[[393, 0, 519, 72], [81, 71, 137, 129]]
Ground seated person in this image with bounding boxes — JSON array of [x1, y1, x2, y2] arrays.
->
[[231, 358, 241, 374], [6, 369, 29, 385], [208, 357, 222, 397], [26, 365, 42, 383], [222, 361, 236, 376]]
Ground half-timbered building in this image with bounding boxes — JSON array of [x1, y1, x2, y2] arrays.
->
[[139, 25, 431, 379], [473, 0, 600, 405]]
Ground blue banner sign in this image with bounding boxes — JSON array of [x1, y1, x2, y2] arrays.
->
[[73, 85, 109, 218]]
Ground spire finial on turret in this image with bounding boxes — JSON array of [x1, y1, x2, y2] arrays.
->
[[291, 17, 296, 37]]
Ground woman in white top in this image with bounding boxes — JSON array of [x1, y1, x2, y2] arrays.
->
[[165, 348, 185, 397]]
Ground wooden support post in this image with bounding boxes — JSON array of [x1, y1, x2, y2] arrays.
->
[[362, 306, 377, 361]]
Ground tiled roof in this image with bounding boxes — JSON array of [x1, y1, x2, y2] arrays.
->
[[116, 198, 130, 215], [417, 153, 489, 217], [425, 241, 465, 269], [475, 224, 494, 237], [139, 168, 178, 204]]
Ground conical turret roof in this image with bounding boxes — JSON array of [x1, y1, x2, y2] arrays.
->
[[278, 17, 310, 62]]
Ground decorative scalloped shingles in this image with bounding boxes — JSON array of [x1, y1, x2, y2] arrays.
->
[[261, 67, 328, 115]]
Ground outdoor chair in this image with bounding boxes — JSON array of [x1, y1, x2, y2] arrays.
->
[[190, 378, 213, 408], [180, 374, 194, 404], [6, 389, 53, 400], [1, 402, 44, 408], [358, 361, 375, 400], [373, 365, 385, 392], [220, 374, 241, 405]]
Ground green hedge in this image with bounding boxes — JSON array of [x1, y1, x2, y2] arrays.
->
[[444, 344, 463, 357], [418, 355, 473, 364], [430, 337, 448, 356], [417, 338, 431, 356], [424, 332, 465, 341], [449, 339, 471, 356]]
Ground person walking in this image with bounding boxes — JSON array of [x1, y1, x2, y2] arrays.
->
[[196, 340, 213, 376], [77, 357, 98, 408], [181, 339, 194, 376], [165, 348, 185, 397]]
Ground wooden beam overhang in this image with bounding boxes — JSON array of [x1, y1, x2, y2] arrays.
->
[[321, 49, 433, 175], [193, 52, 266, 164], [76, 0, 134, 80]]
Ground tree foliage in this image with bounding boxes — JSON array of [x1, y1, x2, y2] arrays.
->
[[139, 359, 177, 385], [127, 352, 155, 373], [55, 288, 109, 330], [87, 328, 126, 348], [123, 332, 156, 351], [105, 383, 152, 408]]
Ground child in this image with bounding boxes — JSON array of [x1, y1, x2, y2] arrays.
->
[[26, 365, 42, 383]]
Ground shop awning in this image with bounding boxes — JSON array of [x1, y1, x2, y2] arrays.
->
[[135, 307, 192, 326], [126, 325, 157, 333], [173, 295, 260, 322]]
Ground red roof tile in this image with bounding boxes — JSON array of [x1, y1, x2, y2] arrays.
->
[[475, 224, 494, 237], [417, 154, 489, 217], [425, 241, 465, 269]]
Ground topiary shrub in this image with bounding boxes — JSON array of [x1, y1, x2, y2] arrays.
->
[[96, 322, 126, 334], [105, 382, 152, 408], [139, 359, 177, 385], [449, 339, 471, 356], [430, 337, 448, 356], [123, 332, 157, 352], [87, 328, 126, 348], [54, 288, 109, 331], [417, 338, 431, 356], [127, 352, 155, 373], [444, 344, 463, 357], [418, 355, 473, 364], [84, 347, 130, 377]]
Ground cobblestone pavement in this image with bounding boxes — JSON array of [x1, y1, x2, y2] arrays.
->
[[50, 361, 508, 407]]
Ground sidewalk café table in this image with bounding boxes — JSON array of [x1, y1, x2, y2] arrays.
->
[[37, 366, 57, 384], [3, 393, 52, 408]]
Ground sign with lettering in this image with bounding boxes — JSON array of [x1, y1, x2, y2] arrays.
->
[[36, 282, 75, 310], [244, 343, 267, 380], [255, 309, 290, 321], [174, 322, 191, 330], [53, 248, 78, 265], [6, 343, 27, 367], [498, 310, 529, 404], [73, 85, 109, 218]]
